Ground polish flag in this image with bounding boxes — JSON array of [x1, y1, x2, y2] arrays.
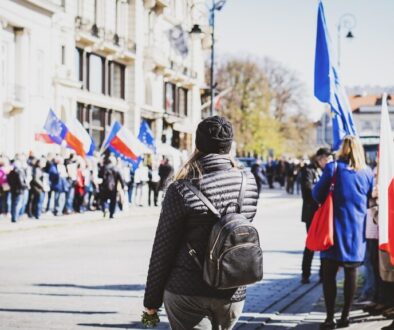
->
[[378, 93, 394, 265], [101, 121, 150, 161], [67, 118, 95, 156], [44, 109, 86, 158]]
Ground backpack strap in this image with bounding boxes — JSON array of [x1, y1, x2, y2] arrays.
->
[[237, 171, 247, 213], [184, 181, 221, 218]]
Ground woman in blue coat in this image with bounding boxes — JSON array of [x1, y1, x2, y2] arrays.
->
[[312, 136, 374, 329]]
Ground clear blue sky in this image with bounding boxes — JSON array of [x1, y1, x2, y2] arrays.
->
[[215, 0, 394, 119]]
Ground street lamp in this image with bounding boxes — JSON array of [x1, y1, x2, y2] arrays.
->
[[190, 0, 227, 117], [337, 13, 356, 68]]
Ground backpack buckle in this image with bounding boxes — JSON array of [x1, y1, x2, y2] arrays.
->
[[188, 248, 197, 256]]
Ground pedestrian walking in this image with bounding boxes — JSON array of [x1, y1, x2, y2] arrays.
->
[[251, 159, 265, 197], [300, 148, 331, 284], [266, 157, 276, 189], [143, 116, 259, 329], [312, 136, 374, 329], [148, 163, 160, 207], [7, 160, 29, 222], [74, 163, 85, 213], [158, 157, 173, 192], [134, 162, 149, 207], [98, 156, 124, 218]]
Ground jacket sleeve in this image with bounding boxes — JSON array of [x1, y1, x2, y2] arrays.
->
[[312, 162, 335, 204], [143, 182, 188, 309]]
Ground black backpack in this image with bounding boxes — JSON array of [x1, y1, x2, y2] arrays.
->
[[185, 171, 263, 290]]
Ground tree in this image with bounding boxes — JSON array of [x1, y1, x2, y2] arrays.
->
[[215, 56, 314, 157]]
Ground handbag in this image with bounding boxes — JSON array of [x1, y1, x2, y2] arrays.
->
[[306, 163, 337, 251]]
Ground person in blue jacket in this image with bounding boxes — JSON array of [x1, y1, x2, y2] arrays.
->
[[312, 136, 374, 329]]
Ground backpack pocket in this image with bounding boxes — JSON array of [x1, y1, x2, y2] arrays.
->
[[215, 243, 263, 289]]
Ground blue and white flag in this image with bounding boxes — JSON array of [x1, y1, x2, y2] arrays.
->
[[138, 120, 156, 153], [314, 1, 357, 150]]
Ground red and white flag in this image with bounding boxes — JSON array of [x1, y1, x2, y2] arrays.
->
[[378, 93, 394, 265]]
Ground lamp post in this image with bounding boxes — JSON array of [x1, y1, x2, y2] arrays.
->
[[337, 13, 356, 68], [191, 0, 227, 116]]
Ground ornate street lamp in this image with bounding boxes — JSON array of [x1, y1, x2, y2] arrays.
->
[[337, 13, 356, 68], [190, 0, 228, 116]]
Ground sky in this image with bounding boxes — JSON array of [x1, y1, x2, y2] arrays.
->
[[215, 0, 394, 120]]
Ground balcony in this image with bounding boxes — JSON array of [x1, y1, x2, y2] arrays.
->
[[4, 84, 26, 114], [144, 46, 169, 72], [75, 16, 136, 62]]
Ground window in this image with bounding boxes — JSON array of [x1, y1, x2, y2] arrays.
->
[[164, 82, 176, 113], [109, 61, 125, 99], [76, 103, 125, 148], [1, 43, 6, 88], [361, 120, 373, 132], [61, 45, 66, 65], [177, 87, 188, 116], [145, 79, 153, 106], [88, 53, 104, 93], [110, 110, 124, 125], [36, 50, 44, 96], [90, 106, 105, 147], [74, 48, 83, 82]]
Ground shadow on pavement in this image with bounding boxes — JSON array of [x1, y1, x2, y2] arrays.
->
[[79, 322, 170, 329], [0, 291, 141, 299], [0, 308, 116, 315], [34, 283, 145, 291], [264, 250, 304, 255]]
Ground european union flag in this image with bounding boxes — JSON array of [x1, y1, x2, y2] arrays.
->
[[314, 1, 357, 150], [138, 120, 156, 153]]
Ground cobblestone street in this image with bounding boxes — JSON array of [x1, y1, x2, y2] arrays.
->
[[0, 189, 391, 329]]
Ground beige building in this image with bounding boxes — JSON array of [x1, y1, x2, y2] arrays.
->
[[0, 0, 209, 157]]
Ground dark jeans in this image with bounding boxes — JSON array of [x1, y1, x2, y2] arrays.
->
[[163, 290, 244, 330], [0, 190, 10, 214], [54, 191, 64, 215], [10, 192, 24, 222], [361, 239, 378, 301], [101, 191, 117, 218], [148, 181, 160, 206], [127, 182, 134, 204], [30, 191, 45, 219], [64, 185, 75, 213], [74, 193, 85, 213], [302, 221, 321, 279]]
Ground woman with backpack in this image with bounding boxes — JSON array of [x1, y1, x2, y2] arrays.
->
[[312, 136, 374, 329], [143, 116, 260, 329]]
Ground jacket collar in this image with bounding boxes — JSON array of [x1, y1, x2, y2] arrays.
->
[[198, 154, 234, 173]]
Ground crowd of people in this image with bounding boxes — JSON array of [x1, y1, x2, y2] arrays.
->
[[251, 156, 307, 197], [0, 151, 174, 222]]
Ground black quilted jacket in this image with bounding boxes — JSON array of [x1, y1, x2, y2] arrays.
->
[[143, 154, 259, 309]]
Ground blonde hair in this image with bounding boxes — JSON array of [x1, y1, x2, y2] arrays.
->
[[175, 150, 204, 180], [175, 149, 238, 181], [336, 136, 366, 171]]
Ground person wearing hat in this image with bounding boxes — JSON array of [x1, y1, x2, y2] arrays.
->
[[300, 147, 332, 284], [143, 116, 258, 329]]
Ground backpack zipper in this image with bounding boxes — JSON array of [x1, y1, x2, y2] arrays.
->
[[216, 243, 259, 272], [209, 219, 240, 259]]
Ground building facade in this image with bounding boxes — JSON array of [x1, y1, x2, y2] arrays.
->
[[0, 0, 208, 157]]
